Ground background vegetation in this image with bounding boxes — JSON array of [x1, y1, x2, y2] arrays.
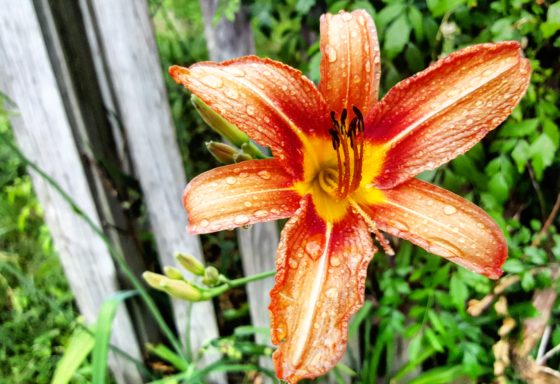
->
[[1, 0, 559, 382]]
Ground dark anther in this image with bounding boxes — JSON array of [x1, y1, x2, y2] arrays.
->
[[328, 128, 340, 150], [340, 108, 347, 128], [352, 106, 363, 122]]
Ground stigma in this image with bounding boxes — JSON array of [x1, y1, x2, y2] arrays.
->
[[326, 106, 365, 199]]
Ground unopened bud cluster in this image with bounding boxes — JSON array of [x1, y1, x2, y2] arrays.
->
[[192, 95, 265, 164], [142, 252, 226, 302]]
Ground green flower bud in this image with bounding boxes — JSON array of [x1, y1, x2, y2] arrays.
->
[[202, 266, 221, 287], [175, 252, 205, 276], [191, 95, 249, 147], [163, 266, 183, 280], [159, 278, 204, 302]]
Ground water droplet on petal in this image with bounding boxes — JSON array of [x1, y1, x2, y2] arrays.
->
[[226, 176, 236, 185], [341, 12, 353, 21], [289, 259, 298, 269], [443, 205, 457, 215], [200, 219, 209, 227], [329, 256, 341, 267], [254, 209, 268, 218], [244, 201, 252, 207], [201, 74, 223, 88], [305, 234, 324, 260], [246, 105, 255, 116], [257, 170, 271, 179], [234, 215, 249, 225], [224, 88, 239, 99], [325, 45, 337, 63], [326, 288, 338, 298]]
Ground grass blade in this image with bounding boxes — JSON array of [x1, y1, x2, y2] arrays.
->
[[92, 290, 138, 384], [51, 327, 95, 384]]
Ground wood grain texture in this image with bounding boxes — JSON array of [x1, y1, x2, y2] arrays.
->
[[0, 1, 142, 382], [80, 0, 223, 379]]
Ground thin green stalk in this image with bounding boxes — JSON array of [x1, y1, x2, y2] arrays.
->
[[203, 269, 276, 299], [1, 135, 185, 359]]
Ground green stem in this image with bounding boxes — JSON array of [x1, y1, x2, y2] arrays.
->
[[1, 135, 185, 359], [202, 269, 275, 300]]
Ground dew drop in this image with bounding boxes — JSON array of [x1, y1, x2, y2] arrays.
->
[[234, 215, 249, 225], [289, 259, 298, 269], [443, 205, 457, 215], [226, 176, 237, 185], [254, 209, 269, 218], [305, 234, 324, 260], [244, 201, 252, 207], [224, 88, 239, 99], [225, 67, 245, 77], [326, 288, 338, 298], [201, 74, 223, 88], [257, 170, 271, 179], [325, 45, 337, 63], [246, 105, 255, 116], [330, 256, 341, 267], [200, 219, 209, 227]]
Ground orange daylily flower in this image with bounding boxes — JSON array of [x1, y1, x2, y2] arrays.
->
[[169, 9, 530, 383]]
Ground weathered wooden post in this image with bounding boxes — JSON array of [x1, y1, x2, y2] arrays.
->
[[1, 0, 225, 382], [0, 1, 142, 382], [198, 0, 278, 374]]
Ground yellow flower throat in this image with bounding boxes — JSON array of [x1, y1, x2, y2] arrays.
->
[[295, 107, 387, 223]]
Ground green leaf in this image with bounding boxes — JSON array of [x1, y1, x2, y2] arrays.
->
[[148, 344, 189, 371], [52, 327, 95, 384], [529, 134, 556, 179], [92, 291, 138, 384], [521, 271, 535, 291], [427, 0, 465, 17], [408, 6, 424, 41], [376, 3, 406, 30], [405, 43, 424, 72], [409, 366, 465, 384], [487, 173, 510, 204], [503, 259, 525, 273], [450, 274, 468, 312], [295, 0, 316, 14], [499, 118, 539, 137], [425, 329, 444, 352], [511, 140, 530, 173], [541, 2, 560, 38], [384, 15, 411, 59]]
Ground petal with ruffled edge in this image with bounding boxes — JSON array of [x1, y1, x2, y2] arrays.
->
[[183, 159, 302, 234], [366, 42, 531, 189], [319, 10, 381, 118], [362, 178, 507, 279], [170, 57, 330, 179], [269, 196, 375, 383]]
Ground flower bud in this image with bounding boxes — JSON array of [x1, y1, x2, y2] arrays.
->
[[206, 141, 239, 164], [159, 278, 204, 302], [175, 252, 205, 276], [143, 271, 204, 301], [163, 266, 183, 280], [191, 95, 249, 147], [202, 266, 221, 287]]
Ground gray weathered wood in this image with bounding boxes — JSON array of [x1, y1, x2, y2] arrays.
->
[[80, 0, 223, 377], [0, 1, 142, 382], [198, 0, 278, 374]]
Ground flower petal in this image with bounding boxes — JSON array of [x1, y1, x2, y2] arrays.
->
[[366, 42, 531, 188], [270, 196, 375, 383], [319, 10, 381, 117], [362, 178, 507, 279], [183, 159, 301, 234], [170, 57, 330, 178]]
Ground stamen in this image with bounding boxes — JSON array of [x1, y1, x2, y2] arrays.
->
[[328, 106, 366, 199], [349, 201, 395, 256]]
